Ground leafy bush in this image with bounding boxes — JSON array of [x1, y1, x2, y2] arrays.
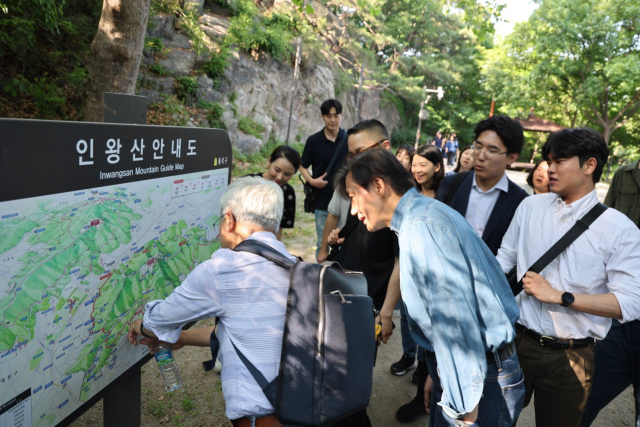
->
[[202, 47, 230, 87], [175, 76, 198, 103], [224, 0, 296, 63], [148, 95, 192, 126], [148, 63, 168, 76], [198, 100, 226, 129], [145, 36, 167, 57], [238, 116, 266, 138]]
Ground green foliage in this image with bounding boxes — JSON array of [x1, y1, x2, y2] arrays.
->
[[148, 401, 166, 418], [148, 63, 169, 76], [148, 95, 191, 126], [198, 100, 226, 129], [181, 398, 194, 412], [390, 126, 417, 149], [483, 0, 640, 147], [225, 0, 297, 63], [201, 47, 230, 87], [145, 36, 167, 57], [238, 116, 266, 138], [175, 76, 198, 103]]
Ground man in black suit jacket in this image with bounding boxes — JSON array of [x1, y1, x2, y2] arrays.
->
[[435, 115, 528, 255]]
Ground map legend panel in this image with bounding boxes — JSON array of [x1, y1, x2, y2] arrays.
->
[[172, 169, 228, 198], [0, 389, 32, 427]]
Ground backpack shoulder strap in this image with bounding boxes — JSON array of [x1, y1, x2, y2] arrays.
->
[[233, 239, 296, 270]]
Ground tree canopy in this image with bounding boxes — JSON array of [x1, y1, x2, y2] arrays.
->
[[483, 0, 640, 147]]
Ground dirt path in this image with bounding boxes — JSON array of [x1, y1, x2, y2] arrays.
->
[[72, 175, 636, 427]]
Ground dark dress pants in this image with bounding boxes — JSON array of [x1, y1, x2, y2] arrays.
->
[[580, 319, 640, 427]]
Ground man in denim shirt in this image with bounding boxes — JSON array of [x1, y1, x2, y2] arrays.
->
[[335, 149, 524, 426]]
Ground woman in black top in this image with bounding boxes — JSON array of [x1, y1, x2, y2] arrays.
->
[[246, 145, 300, 240]]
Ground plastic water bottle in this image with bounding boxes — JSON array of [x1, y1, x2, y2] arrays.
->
[[154, 343, 182, 392]]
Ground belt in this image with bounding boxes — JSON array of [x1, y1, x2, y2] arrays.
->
[[232, 415, 282, 427], [486, 342, 516, 365], [516, 323, 594, 350]]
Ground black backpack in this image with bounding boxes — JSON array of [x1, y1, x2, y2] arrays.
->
[[203, 239, 377, 426]]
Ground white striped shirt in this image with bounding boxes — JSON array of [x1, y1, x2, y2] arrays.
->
[[143, 232, 295, 420]]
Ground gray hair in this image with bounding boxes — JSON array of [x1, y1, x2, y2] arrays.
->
[[220, 176, 284, 232]]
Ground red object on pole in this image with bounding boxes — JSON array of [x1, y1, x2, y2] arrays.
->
[[490, 100, 495, 117]]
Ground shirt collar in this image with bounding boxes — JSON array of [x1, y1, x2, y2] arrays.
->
[[391, 188, 419, 233], [552, 189, 599, 218], [471, 172, 509, 194]]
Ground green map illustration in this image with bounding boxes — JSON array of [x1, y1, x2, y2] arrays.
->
[[0, 168, 228, 426]]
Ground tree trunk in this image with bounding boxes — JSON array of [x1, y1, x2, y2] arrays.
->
[[84, 0, 151, 122]]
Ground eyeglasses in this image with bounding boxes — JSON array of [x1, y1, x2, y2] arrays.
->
[[347, 139, 387, 158], [211, 212, 235, 237], [470, 143, 508, 158]]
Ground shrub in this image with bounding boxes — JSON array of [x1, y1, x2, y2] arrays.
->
[[144, 36, 166, 57], [148, 63, 168, 76], [175, 76, 198, 103], [202, 47, 230, 87], [238, 116, 266, 138], [148, 95, 191, 126], [198, 100, 226, 129]]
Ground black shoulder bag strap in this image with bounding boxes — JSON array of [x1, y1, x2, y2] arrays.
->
[[508, 202, 608, 295], [324, 129, 348, 178], [443, 171, 470, 206], [202, 240, 296, 406], [326, 202, 359, 261]]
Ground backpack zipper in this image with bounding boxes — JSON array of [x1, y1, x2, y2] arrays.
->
[[317, 265, 329, 357]]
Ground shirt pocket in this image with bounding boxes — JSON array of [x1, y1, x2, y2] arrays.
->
[[561, 250, 604, 292], [616, 188, 639, 225]]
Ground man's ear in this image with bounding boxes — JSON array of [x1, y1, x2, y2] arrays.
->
[[584, 157, 598, 177], [372, 177, 386, 196], [222, 211, 236, 233], [506, 152, 519, 166], [382, 140, 391, 150]]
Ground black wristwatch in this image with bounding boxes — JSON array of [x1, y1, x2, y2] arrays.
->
[[139, 321, 154, 338], [561, 292, 575, 307]]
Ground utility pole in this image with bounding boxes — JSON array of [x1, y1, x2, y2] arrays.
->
[[285, 36, 303, 145], [354, 64, 365, 125], [414, 86, 444, 150]]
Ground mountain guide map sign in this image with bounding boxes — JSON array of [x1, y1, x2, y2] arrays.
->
[[0, 119, 232, 427]]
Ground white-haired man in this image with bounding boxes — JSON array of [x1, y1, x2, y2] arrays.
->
[[128, 176, 294, 427]]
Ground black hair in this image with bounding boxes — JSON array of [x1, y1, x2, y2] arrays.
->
[[335, 149, 415, 199], [396, 145, 415, 158], [269, 145, 301, 171], [347, 119, 390, 141], [541, 128, 609, 183], [414, 144, 445, 192], [473, 115, 524, 155], [526, 160, 545, 187], [453, 146, 473, 173], [320, 99, 343, 115]]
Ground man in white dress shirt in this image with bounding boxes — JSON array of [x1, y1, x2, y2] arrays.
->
[[497, 128, 640, 426]]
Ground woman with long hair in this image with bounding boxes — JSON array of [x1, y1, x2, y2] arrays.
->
[[446, 145, 475, 175], [412, 144, 445, 198], [245, 145, 300, 240]]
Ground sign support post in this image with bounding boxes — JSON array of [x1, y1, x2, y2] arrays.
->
[[102, 93, 147, 427]]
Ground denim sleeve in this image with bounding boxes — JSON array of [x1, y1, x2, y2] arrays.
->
[[404, 220, 486, 418], [143, 260, 225, 342]]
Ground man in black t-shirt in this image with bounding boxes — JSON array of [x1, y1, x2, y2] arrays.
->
[[327, 119, 401, 427], [300, 99, 349, 259]]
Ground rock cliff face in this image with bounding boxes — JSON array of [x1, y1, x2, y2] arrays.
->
[[139, 8, 400, 154]]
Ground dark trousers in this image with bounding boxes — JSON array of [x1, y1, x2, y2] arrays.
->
[[446, 151, 456, 166], [515, 326, 595, 427], [580, 319, 640, 427]]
